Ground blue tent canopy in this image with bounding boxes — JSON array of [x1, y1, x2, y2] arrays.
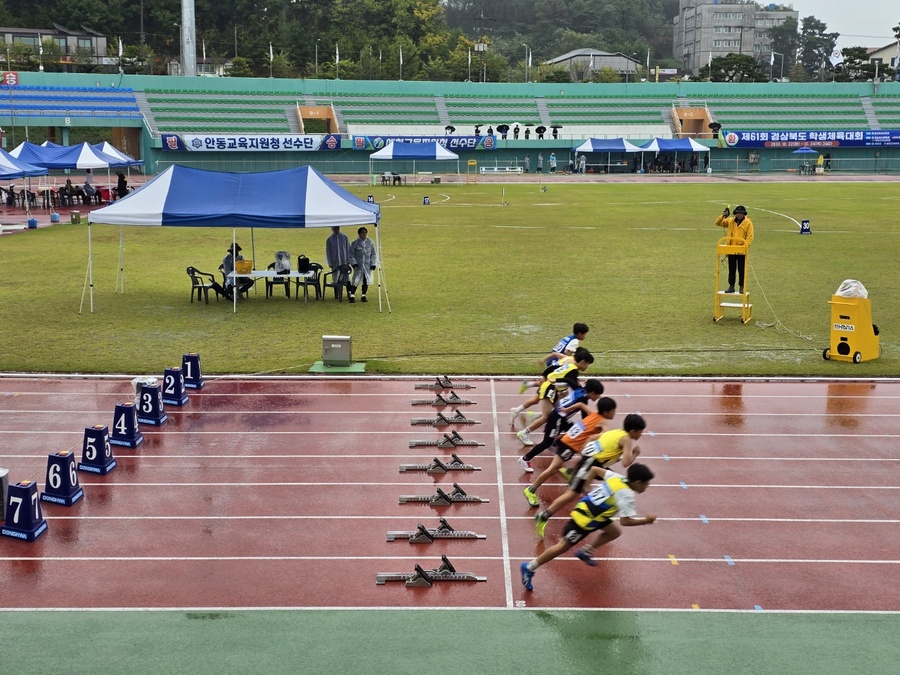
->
[[10, 141, 128, 169], [369, 141, 458, 160], [0, 147, 48, 180], [640, 138, 709, 152], [89, 164, 380, 228], [574, 138, 642, 153]]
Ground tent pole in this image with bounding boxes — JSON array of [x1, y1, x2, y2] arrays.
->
[[374, 223, 391, 313], [79, 222, 95, 314], [116, 225, 125, 294]]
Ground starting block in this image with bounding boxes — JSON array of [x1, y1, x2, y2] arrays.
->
[[40, 451, 84, 506], [182, 352, 205, 389], [386, 518, 487, 543], [78, 424, 117, 475], [399, 454, 481, 474], [409, 431, 484, 448], [2, 480, 48, 542], [415, 377, 475, 391], [110, 402, 144, 448], [376, 554, 487, 586], [399, 482, 489, 506], [411, 410, 480, 427], [411, 391, 476, 406]]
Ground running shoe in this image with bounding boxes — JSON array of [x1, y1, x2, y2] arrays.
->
[[575, 549, 598, 567], [517, 428, 534, 446], [523, 486, 540, 507], [523, 411, 542, 425], [558, 467, 572, 481], [520, 562, 534, 591], [519, 380, 533, 394], [510, 407, 523, 426], [534, 513, 549, 538], [518, 456, 534, 474]]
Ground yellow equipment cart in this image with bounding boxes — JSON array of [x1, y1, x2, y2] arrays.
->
[[823, 295, 880, 363], [713, 237, 751, 324]]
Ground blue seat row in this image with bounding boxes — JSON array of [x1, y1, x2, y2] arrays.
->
[[9, 103, 141, 112], [0, 84, 134, 93], [4, 94, 138, 103]]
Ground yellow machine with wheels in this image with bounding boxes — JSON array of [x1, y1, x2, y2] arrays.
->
[[823, 295, 880, 363], [713, 237, 751, 323]]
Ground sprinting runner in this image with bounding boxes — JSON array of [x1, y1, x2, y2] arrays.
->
[[510, 348, 594, 446], [522, 398, 619, 506], [534, 413, 645, 537], [520, 463, 656, 591], [516, 378, 605, 473]]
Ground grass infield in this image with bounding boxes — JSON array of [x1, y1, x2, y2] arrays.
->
[[0, 181, 895, 376]]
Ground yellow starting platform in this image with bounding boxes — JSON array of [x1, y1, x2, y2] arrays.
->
[[713, 237, 751, 324], [823, 295, 880, 363]]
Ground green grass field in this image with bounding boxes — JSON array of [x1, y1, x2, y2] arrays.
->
[[1, 181, 896, 376]]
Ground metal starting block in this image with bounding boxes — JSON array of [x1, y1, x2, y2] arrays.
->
[[386, 517, 487, 543], [408, 431, 485, 448], [411, 391, 476, 406], [376, 554, 487, 586], [415, 377, 476, 391], [399, 482, 489, 506], [411, 410, 480, 427], [399, 454, 481, 474]]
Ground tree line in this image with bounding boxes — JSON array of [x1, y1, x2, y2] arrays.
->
[[0, 0, 896, 83]]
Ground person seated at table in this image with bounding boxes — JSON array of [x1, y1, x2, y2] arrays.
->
[[222, 243, 254, 300], [391, 172, 403, 186], [116, 172, 129, 199]]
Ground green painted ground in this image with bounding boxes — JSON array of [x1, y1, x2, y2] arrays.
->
[[1, 610, 896, 673]]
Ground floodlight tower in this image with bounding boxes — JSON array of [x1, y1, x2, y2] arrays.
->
[[181, 0, 197, 76]]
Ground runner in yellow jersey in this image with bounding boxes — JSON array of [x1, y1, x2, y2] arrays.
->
[[520, 463, 656, 591], [533, 413, 645, 536]]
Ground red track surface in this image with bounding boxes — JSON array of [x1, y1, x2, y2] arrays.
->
[[1, 376, 898, 611]]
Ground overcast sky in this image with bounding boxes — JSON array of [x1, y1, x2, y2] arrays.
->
[[787, 1, 898, 47]]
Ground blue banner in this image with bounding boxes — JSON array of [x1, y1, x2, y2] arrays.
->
[[351, 135, 497, 151], [722, 129, 900, 149], [161, 134, 326, 151]]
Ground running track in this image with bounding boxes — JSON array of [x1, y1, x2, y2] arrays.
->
[[1, 376, 899, 613]]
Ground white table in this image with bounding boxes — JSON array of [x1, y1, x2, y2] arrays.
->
[[228, 269, 315, 304]]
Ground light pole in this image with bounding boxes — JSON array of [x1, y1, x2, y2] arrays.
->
[[771, 51, 785, 82], [523, 43, 529, 82], [173, 23, 183, 76], [315, 39, 320, 78]]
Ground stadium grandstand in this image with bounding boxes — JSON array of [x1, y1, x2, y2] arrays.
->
[[1, 72, 899, 176]]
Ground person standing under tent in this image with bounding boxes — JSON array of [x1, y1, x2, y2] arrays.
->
[[325, 226, 352, 300], [348, 226, 377, 304], [116, 172, 128, 199], [578, 154, 586, 174], [715, 205, 754, 294]]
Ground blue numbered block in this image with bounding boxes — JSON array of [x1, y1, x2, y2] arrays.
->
[[110, 402, 144, 448], [182, 352, 205, 389], [78, 424, 117, 475], [2, 480, 48, 542], [162, 367, 189, 406], [137, 382, 168, 426], [41, 451, 84, 506]]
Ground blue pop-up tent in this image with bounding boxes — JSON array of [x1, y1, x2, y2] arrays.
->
[[0, 148, 48, 180], [640, 138, 708, 153], [574, 138, 642, 153], [11, 141, 127, 169], [87, 165, 385, 313], [369, 141, 459, 180]]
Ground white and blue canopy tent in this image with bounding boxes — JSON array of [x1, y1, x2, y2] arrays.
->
[[0, 148, 48, 231], [573, 138, 642, 172], [92, 142, 144, 167], [11, 141, 127, 169], [369, 141, 460, 182], [87, 165, 385, 313], [640, 137, 709, 153]]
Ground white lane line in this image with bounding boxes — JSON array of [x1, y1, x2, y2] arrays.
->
[[41, 515, 900, 524], [3, 454, 896, 462], [1, 606, 898, 614], [490, 378, 513, 608], [68, 482, 900, 489], [1, 555, 896, 564]]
